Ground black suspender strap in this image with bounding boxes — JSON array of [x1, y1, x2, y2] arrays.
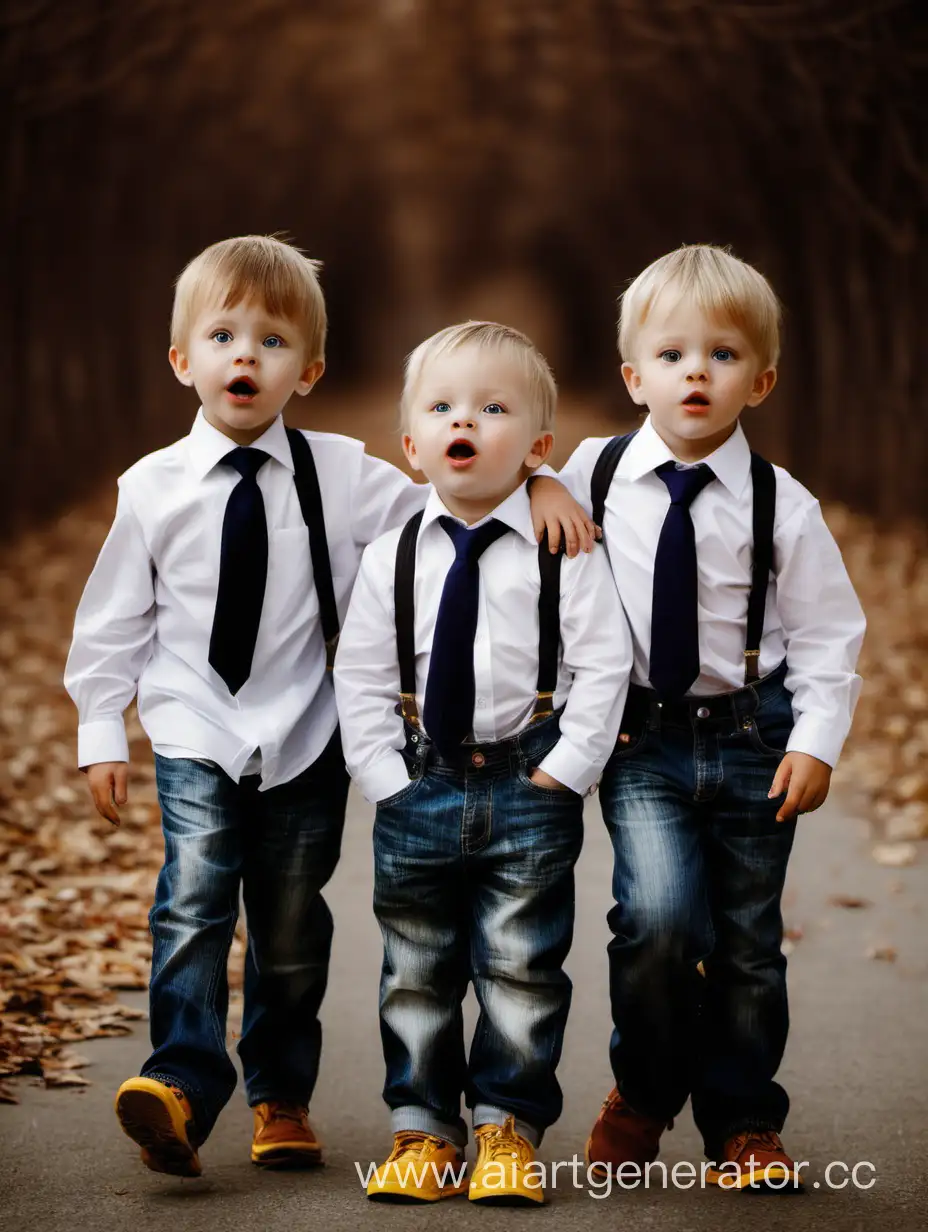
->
[[745, 451, 776, 683], [590, 430, 639, 529], [394, 511, 424, 727], [286, 428, 340, 671], [392, 514, 563, 734], [529, 532, 564, 723]]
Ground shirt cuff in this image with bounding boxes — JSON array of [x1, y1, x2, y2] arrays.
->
[[77, 717, 130, 768], [356, 750, 413, 805], [537, 737, 602, 796], [785, 713, 847, 769]]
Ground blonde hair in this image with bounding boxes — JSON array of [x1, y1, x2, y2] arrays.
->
[[619, 245, 781, 369], [171, 234, 327, 362], [401, 321, 557, 431]]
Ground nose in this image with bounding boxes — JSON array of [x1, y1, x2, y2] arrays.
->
[[451, 415, 476, 430], [685, 365, 708, 382], [234, 350, 257, 366]]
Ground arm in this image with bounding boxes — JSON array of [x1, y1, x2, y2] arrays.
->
[[332, 543, 411, 804], [63, 482, 157, 820], [769, 499, 866, 820], [534, 546, 632, 794], [350, 450, 429, 547], [528, 438, 612, 552]]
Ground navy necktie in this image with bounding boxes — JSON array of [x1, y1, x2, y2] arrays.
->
[[649, 460, 716, 701], [423, 516, 510, 754], [208, 447, 270, 695]]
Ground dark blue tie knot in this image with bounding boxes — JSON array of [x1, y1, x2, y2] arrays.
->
[[438, 515, 508, 564], [223, 446, 269, 481], [656, 460, 715, 508]]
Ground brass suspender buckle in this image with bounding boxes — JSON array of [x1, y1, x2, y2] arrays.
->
[[530, 691, 554, 723], [400, 693, 421, 727], [324, 635, 340, 672]]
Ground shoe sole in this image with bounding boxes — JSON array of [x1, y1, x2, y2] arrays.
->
[[583, 1136, 657, 1181], [367, 1184, 468, 1203], [705, 1164, 802, 1191], [469, 1190, 545, 1206], [251, 1144, 324, 1169], [115, 1080, 201, 1178]]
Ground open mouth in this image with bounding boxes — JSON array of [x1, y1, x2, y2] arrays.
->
[[447, 439, 477, 463], [226, 377, 258, 399], [683, 392, 710, 408]]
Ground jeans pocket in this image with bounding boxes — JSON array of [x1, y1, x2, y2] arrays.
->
[[517, 763, 581, 800], [745, 717, 790, 758], [377, 772, 425, 809]]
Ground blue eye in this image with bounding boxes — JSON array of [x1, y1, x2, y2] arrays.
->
[[712, 348, 734, 362], [263, 335, 284, 348], [660, 349, 681, 363], [432, 402, 452, 414], [212, 331, 233, 344], [483, 403, 505, 415]]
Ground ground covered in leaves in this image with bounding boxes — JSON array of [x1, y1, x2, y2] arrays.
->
[[0, 494, 922, 1101]]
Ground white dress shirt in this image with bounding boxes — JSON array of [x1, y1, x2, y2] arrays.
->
[[64, 409, 431, 790], [333, 483, 632, 804], [559, 416, 866, 768]]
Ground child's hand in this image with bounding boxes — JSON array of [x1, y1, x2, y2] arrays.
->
[[768, 752, 831, 823], [85, 761, 128, 827], [528, 476, 600, 557], [529, 767, 570, 791]]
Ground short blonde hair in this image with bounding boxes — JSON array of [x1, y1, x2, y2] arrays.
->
[[171, 234, 327, 362], [619, 245, 781, 369], [401, 321, 557, 431]]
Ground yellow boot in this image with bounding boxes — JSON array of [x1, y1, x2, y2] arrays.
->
[[366, 1131, 468, 1202], [114, 1076, 202, 1177], [470, 1116, 545, 1205]]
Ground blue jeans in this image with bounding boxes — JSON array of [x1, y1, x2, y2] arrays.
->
[[373, 713, 584, 1147], [142, 733, 348, 1139], [600, 664, 797, 1157]]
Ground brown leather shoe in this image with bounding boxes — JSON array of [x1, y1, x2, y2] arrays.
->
[[706, 1129, 802, 1190], [585, 1088, 670, 1178], [251, 1101, 324, 1168]]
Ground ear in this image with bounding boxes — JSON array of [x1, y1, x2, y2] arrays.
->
[[169, 345, 195, 387], [746, 366, 777, 407], [295, 358, 325, 397], [524, 432, 555, 470], [402, 433, 423, 473], [621, 361, 647, 406]]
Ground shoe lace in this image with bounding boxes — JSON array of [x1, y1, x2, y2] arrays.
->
[[475, 1116, 532, 1166], [264, 1101, 308, 1128], [732, 1129, 783, 1154], [388, 1132, 447, 1162]]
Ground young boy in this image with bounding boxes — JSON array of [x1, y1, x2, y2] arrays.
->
[[554, 245, 866, 1188], [333, 321, 632, 1205], [64, 238, 590, 1179]]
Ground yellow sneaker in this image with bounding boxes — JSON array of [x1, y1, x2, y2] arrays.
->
[[251, 1101, 324, 1168], [470, 1116, 545, 1205], [114, 1076, 202, 1177], [366, 1131, 468, 1203]]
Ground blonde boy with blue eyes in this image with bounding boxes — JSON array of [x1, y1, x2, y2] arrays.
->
[[552, 245, 866, 1189], [64, 237, 590, 1179]]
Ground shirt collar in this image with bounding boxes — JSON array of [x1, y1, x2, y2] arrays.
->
[[620, 415, 752, 498], [185, 408, 295, 481], [420, 481, 537, 546]]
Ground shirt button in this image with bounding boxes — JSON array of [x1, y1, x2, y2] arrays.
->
[[475, 697, 487, 709], [696, 706, 710, 719], [471, 751, 485, 767]]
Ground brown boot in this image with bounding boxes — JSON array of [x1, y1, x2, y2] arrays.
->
[[251, 1101, 324, 1168], [585, 1088, 670, 1178], [706, 1129, 802, 1190]]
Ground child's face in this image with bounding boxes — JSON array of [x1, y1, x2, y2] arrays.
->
[[169, 299, 323, 444], [402, 342, 553, 524], [622, 293, 776, 462]]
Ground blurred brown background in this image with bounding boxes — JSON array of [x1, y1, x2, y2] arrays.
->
[[3, 0, 926, 534]]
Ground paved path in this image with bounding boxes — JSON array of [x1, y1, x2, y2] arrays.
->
[[3, 786, 927, 1231]]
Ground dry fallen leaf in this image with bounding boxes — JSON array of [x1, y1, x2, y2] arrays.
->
[[828, 895, 871, 910], [872, 843, 918, 868], [865, 945, 898, 963]]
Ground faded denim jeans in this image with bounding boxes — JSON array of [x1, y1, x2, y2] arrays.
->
[[142, 732, 348, 1138], [373, 712, 584, 1148], [600, 664, 797, 1157]]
